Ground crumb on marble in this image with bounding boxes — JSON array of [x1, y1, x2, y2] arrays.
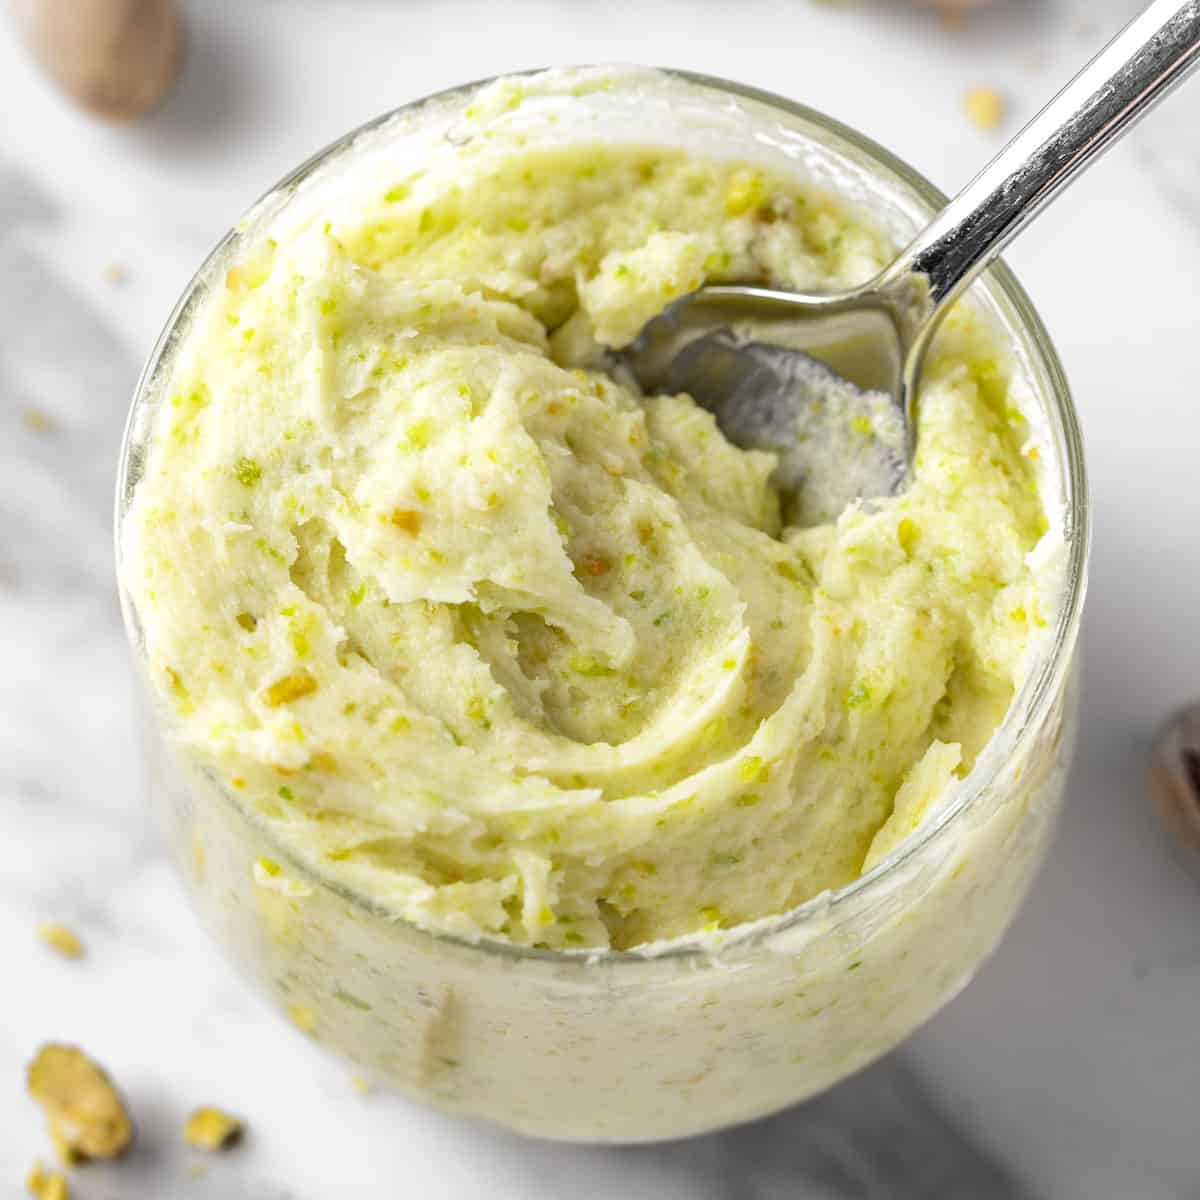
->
[[22, 407, 55, 433], [183, 1106, 244, 1152], [26, 1161, 70, 1200], [351, 1074, 373, 1095], [964, 86, 1006, 131], [103, 263, 128, 286], [37, 924, 84, 960], [26, 1044, 133, 1163]]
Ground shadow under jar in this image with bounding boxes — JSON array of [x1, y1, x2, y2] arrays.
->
[[116, 67, 1089, 1143]]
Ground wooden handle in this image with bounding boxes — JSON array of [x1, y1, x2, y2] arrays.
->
[[9, 0, 183, 121]]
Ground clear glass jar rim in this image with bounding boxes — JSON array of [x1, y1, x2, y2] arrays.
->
[[115, 65, 1090, 970]]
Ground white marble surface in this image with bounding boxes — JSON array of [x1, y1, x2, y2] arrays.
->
[[2, 1, 1199, 1196]]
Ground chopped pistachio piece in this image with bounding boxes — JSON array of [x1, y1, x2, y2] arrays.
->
[[262, 671, 318, 706], [26, 1161, 70, 1200], [389, 508, 423, 534], [37, 924, 84, 959], [183, 1106, 244, 1152], [233, 456, 262, 487], [577, 553, 610, 577], [724, 169, 765, 216], [26, 1044, 133, 1162]]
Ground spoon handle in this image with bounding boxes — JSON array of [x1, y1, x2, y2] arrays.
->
[[886, 0, 1200, 311]]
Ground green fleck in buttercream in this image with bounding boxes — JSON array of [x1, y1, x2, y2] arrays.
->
[[569, 655, 614, 677], [736, 756, 764, 783], [405, 420, 433, 450], [234, 457, 262, 487]]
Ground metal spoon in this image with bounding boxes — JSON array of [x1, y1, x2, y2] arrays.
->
[[618, 0, 1200, 525]]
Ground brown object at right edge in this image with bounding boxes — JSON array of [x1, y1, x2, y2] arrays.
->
[[1150, 704, 1200, 853], [8, 0, 183, 121]]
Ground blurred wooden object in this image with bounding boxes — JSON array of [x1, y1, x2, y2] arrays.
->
[[1150, 705, 1200, 853], [8, 0, 183, 121]]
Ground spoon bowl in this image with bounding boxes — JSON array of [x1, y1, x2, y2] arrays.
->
[[615, 286, 914, 524]]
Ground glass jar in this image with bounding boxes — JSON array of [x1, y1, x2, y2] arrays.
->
[[116, 67, 1089, 1144]]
